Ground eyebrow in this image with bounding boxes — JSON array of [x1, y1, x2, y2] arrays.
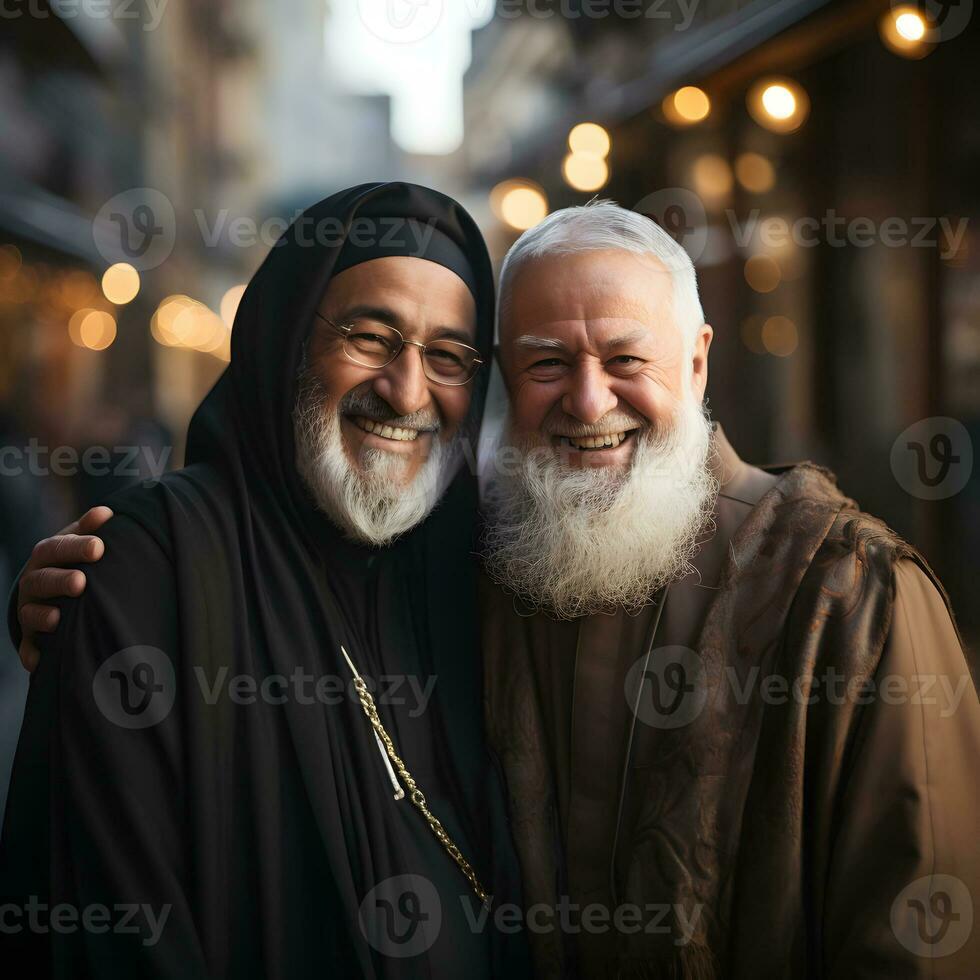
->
[[332, 305, 476, 345], [513, 330, 649, 353], [333, 304, 400, 325], [514, 335, 570, 352]]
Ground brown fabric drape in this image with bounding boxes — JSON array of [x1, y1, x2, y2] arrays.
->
[[483, 456, 977, 979]]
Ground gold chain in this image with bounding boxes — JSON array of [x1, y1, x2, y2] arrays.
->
[[341, 646, 490, 906]]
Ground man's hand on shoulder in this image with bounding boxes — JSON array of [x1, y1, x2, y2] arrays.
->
[[16, 506, 113, 672]]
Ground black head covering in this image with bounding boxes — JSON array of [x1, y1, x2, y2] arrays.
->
[[331, 216, 481, 299], [188, 181, 493, 520], [108, 183, 524, 977]]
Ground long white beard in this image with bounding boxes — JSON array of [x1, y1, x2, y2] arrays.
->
[[482, 393, 720, 619], [292, 375, 459, 547]]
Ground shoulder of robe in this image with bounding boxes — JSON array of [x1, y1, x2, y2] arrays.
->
[[98, 478, 174, 560], [36, 492, 180, 664], [767, 463, 968, 664], [889, 557, 976, 686], [96, 462, 231, 564], [824, 504, 960, 638]]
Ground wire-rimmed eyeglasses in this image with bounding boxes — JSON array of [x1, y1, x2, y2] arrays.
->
[[315, 312, 483, 386]]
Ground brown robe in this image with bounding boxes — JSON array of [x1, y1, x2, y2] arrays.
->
[[482, 423, 979, 979]]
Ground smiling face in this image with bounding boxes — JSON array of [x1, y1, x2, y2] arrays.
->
[[499, 248, 712, 468], [484, 245, 720, 617], [305, 255, 478, 483], [293, 255, 480, 545]]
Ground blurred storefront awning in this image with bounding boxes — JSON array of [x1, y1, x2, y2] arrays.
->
[[475, 0, 889, 183], [0, 175, 106, 265]]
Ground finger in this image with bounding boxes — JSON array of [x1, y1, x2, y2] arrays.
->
[[19, 641, 40, 673], [18, 602, 61, 634], [19, 567, 86, 602], [57, 506, 113, 537], [77, 506, 113, 535], [29, 533, 104, 568]]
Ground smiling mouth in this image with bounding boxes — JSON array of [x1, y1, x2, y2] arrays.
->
[[349, 415, 432, 443], [557, 429, 639, 452]]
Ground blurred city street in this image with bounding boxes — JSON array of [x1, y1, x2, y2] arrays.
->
[[1, 0, 978, 816]]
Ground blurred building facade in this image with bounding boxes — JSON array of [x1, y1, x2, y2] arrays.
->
[[0, 0, 403, 813], [0, 1, 977, 801], [465, 0, 980, 647]]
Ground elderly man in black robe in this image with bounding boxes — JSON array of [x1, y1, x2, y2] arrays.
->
[[11, 200, 980, 979], [0, 183, 526, 979]]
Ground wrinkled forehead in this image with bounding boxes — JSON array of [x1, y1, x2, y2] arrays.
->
[[499, 249, 676, 346]]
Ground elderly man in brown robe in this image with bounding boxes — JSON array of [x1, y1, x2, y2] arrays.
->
[[478, 201, 978, 979], [13, 201, 979, 979]]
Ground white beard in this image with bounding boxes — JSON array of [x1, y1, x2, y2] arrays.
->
[[292, 374, 460, 547], [481, 392, 720, 619]]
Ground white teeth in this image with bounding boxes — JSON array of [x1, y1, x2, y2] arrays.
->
[[354, 417, 420, 442], [566, 430, 628, 450]]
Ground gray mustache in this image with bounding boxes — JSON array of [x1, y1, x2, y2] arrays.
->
[[339, 387, 441, 433]]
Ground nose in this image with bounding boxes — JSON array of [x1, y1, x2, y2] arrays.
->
[[561, 360, 618, 424], [371, 344, 432, 418]]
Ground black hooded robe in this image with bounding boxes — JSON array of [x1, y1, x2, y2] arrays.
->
[[0, 182, 528, 979]]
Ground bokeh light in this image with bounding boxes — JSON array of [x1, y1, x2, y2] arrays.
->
[[761, 315, 798, 356], [76, 310, 117, 350], [747, 77, 810, 133], [568, 122, 610, 157], [562, 152, 609, 192], [101, 262, 140, 305], [896, 12, 925, 40], [691, 154, 733, 206], [744, 254, 782, 293], [735, 152, 776, 193], [662, 86, 711, 125], [68, 308, 93, 346], [878, 6, 932, 58], [151, 294, 231, 359], [491, 180, 549, 231]]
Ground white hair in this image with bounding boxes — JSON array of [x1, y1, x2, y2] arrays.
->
[[497, 199, 705, 352]]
